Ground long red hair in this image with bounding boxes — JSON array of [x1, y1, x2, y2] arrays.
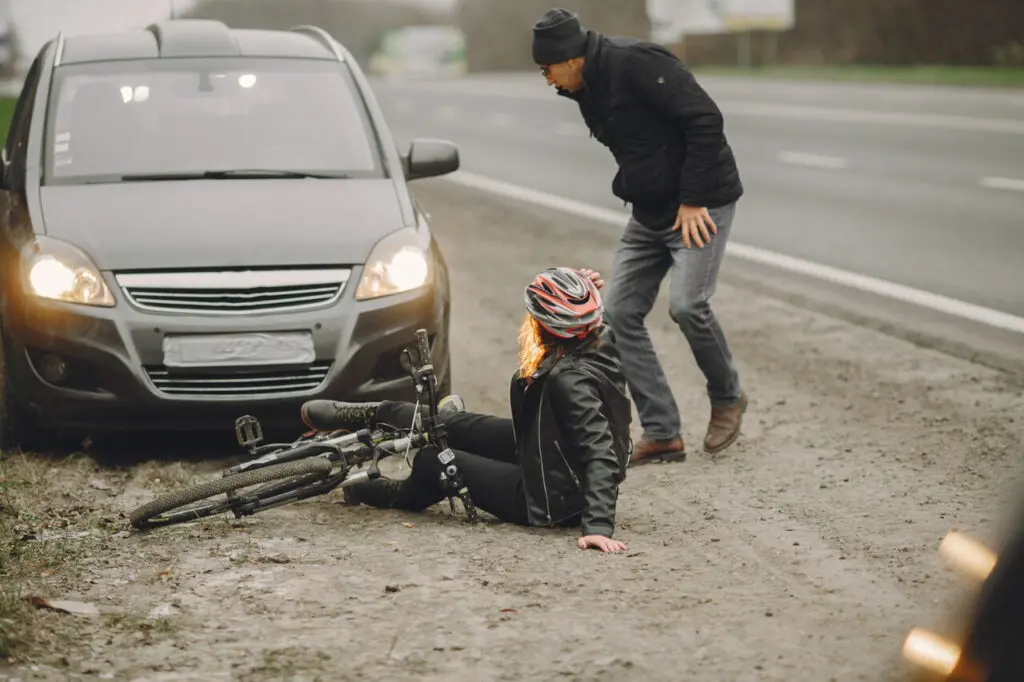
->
[[518, 313, 554, 380]]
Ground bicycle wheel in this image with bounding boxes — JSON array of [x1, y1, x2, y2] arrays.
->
[[129, 457, 332, 530]]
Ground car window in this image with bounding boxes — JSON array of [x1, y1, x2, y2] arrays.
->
[[42, 57, 383, 184]]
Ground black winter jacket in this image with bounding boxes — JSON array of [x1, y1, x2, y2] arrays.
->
[[508, 326, 633, 538], [559, 31, 744, 228]]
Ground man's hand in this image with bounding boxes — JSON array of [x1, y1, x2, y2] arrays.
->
[[672, 204, 717, 249], [577, 268, 604, 290], [578, 534, 628, 553]]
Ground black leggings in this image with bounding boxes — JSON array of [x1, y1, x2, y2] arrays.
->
[[373, 400, 530, 525]]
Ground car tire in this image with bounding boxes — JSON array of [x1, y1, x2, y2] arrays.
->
[[0, 337, 48, 453]]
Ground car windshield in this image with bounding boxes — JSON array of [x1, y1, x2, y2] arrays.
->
[[44, 57, 384, 184]]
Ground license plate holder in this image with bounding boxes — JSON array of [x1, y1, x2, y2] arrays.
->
[[162, 332, 315, 368]]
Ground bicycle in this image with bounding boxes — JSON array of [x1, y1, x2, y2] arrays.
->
[[128, 329, 479, 530]]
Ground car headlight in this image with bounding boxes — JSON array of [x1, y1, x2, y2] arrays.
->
[[20, 236, 115, 307], [355, 227, 431, 301]]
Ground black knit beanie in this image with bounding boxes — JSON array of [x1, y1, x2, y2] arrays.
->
[[532, 8, 588, 65]]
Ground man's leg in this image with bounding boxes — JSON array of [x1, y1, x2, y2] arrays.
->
[[603, 217, 686, 464], [664, 201, 746, 453]]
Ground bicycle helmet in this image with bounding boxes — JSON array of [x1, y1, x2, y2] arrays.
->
[[524, 267, 604, 339]]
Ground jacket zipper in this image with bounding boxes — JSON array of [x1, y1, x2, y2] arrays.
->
[[536, 384, 553, 523], [554, 441, 580, 490]]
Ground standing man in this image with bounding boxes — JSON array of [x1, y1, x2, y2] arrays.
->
[[532, 8, 748, 464]]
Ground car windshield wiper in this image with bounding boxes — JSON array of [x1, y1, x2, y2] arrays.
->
[[118, 169, 351, 181]]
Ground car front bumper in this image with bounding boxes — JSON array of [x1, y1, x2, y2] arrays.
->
[[2, 271, 449, 435]]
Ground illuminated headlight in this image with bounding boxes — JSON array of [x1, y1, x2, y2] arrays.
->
[[21, 236, 114, 307], [355, 227, 431, 301]]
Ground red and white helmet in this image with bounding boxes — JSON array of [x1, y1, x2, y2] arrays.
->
[[524, 267, 604, 339]]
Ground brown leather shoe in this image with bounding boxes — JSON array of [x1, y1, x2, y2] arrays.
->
[[704, 391, 748, 454], [629, 436, 687, 467]]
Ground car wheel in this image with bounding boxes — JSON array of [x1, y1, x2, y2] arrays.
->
[[0, 338, 47, 453]]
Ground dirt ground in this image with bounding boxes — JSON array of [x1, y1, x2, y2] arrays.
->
[[1, 179, 1022, 682]]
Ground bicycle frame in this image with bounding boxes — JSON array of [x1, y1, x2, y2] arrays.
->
[[223, 328, 479, 523]]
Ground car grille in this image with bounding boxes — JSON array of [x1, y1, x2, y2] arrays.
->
[[146, 363, 332, 396], [115, 269, 351, 315]]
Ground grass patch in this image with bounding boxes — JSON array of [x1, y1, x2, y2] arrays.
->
[[0, 452, 109, 659], [0, 96, 17, 146], [691, 64, 1024, 88]]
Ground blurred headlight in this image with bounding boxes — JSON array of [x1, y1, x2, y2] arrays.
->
[[902, 628, 961, 676], [21, 236, 114, 307], [355, 227, 431, 301]]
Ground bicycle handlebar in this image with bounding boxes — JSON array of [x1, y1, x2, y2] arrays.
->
[[228, 327, 478, 522]]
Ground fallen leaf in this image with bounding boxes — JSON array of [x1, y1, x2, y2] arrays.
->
[[27, 597, 100, 616], [499, 608, 518, 614], [404, 523, 414, 528]]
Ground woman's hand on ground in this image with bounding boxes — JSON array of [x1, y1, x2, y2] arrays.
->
[[578, 534, 627, 553], [577, 268, 604, 290]]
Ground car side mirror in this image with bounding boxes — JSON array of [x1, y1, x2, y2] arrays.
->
[[404, 138, 459, 181]]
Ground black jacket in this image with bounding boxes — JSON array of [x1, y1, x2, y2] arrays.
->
[[559, 31, 744, 228], [508, 326, 633, 537]]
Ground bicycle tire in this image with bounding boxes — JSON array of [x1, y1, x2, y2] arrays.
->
[[129, 457, 333, 530]]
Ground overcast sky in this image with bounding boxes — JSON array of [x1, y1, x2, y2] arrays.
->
[[8, 0, 457, 68]]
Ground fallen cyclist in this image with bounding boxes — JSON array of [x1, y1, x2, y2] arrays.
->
[[301, 266, 634, 553]]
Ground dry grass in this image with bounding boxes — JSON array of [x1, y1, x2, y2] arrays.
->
[[0, 451, 111, 659]]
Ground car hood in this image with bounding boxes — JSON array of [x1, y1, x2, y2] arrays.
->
[[38, 179, 407, 271]]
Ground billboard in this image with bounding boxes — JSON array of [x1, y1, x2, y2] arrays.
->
[[648, 0, 794, 43]]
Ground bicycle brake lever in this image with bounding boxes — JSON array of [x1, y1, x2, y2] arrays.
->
[[401, 348, 418, 383]]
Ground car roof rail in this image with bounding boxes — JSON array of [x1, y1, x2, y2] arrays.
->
[[53, 30, 66, 67], [289, 25, 345, 62]]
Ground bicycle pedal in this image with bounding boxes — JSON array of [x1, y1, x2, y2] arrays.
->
[[234, 415, 264, 450]]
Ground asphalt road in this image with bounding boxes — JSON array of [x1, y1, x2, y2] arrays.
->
[[368, 74, 1024, 334]]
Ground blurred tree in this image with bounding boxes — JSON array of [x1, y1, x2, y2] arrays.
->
[[184, 0, 446, 66], [0, 19, 19, 79], [453, 0, 650, 72], [679, 0, 1024, 67]]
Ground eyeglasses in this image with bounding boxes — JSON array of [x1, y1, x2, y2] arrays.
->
[[539, 65, 551, 77]]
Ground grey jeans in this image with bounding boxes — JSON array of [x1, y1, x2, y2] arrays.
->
[[603, 203, 742, 441]]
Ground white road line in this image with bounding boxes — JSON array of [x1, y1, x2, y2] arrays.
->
[[397, 82, 1024, 135], [980, 176, 1024, 192], [724, 102, 1024, 135], [777, 151, 849, 169], [444, 170, 1024, 336]]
